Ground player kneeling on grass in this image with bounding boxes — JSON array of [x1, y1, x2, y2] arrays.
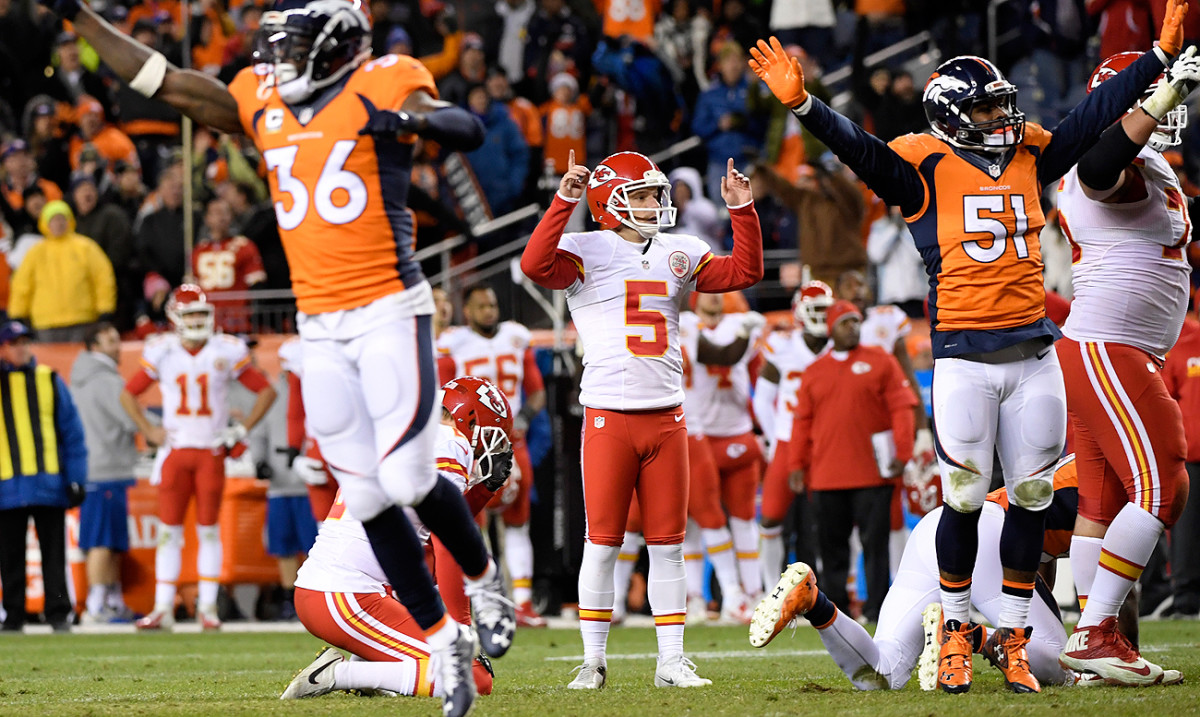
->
[[749, 455, 1182, 691], [282, 376, 515, 699]]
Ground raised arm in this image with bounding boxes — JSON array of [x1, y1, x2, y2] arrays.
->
[[520, 151, 588, 290], [694, 160, 764, 293], [749, 37, 925, 216], [51, 1, 242, 134]]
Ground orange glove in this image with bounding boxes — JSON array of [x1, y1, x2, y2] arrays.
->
[[748, 36, 809, 109], [1160, 0, 1188, 56]]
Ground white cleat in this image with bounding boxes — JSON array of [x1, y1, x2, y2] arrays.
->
[[568, 657, 608, 689], [719, 592, 755, 626], [916, 602, 942, 691], [280, 647, 343, 699], [654, 655, 712, 688], [198, 604, 222, 631], [685, 595, 709, 625], [135, 606, 175, 632], [430, 622, 479, 717]]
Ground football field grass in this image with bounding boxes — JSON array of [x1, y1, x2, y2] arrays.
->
[[4, 620, 1200, 716]]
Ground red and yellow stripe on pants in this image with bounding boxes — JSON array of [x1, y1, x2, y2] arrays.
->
[[1058, 338, 1188, 527]]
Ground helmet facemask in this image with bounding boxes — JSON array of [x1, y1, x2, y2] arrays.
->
[[254, 2, 370, 104], [607, 174, 677, 239], [795, 294, 832, 337], [169, 305, 215, 342], [471, 424, 512, 485], [928, 80, 1026, 154], [1141, 82, 1188, 152]]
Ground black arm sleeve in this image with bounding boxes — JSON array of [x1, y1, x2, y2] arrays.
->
[[418, 106, 486, 151], [1040, 50, 1168, 184], [1075, 121, 1145, 193], [795, 97, 926, 216]]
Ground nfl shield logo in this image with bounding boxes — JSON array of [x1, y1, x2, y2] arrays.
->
[[594, 416, 605, 428]]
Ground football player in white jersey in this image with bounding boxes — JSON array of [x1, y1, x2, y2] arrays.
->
[[437, 284, 548, 627], [119, 285, 277, 630], [752, 282, 831, 589], [1055, 48, 1200, 685], [690, 293, 768, 605], [521, 150, 763, 689], [282, 376, 514, 700]]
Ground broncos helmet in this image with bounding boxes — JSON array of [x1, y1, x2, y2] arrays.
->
[[923, 56, 1025, 153], [253, 0, 372, 104]]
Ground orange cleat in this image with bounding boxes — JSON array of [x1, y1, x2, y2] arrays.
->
[[748, 562, 818, 647], [983, 626, 1040, 693]]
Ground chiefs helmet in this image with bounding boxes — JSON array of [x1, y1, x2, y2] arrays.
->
[[792, 281, 834, 337], [166, 284, 215, 342], [923, 56, 1025, 152], [253, 0, 372, 104], [586, 152, 677, 239], [1089, 51, 1186, 153], [442, 376, 513, 484]]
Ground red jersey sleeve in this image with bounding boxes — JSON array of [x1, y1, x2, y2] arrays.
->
[[694, 202, 764, 292], [125, 368, 155, 395], [522, 348, 545, 394], [237, 365, 272, 392], [236, 237, 267, 286], [521, 195, 584, 289]]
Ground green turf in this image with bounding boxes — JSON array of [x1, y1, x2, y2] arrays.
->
[[2, 621, 1199, 716]]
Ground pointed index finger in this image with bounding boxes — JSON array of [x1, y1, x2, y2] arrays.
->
[[568, 149, 575, 170]]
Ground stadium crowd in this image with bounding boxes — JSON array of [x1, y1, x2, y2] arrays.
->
[[2, 0, 1200, 710]]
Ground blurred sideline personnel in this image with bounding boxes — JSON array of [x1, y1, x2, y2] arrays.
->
[[0, 322, 87, 632], [281, 377, 515, 699], [522, 150, 763, 689], [753, 281, 831, 589], [691, 293, 767, 604], [120, 286, 276, 630], [1056, 48, 1200, 685], [437, 284, 547, 627], [71, 322, 140, 624], [278, 337, 339, 522], [192, 196, 267, 335], [39, 0, 507, 709], [751, 1, 1190, 694]]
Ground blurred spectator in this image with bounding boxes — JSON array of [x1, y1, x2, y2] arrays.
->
[[709, 0, 767, 63], [439, 32, 488, 108], [753, 162, 866, 285], [749, 167, 797, 250], [118, 19, 182, 187], [854, 0, 907, 60], [487, 0, 537, 83], [540, 72, 590, 175], [219, 181, 287, 290], [1089, 0, 1154, 59], [591, 36, 682, 154], [865, 206, 926, 317], [22, 97, 71, 192], [668, 166, 723, 252], [523, 0, 591, 103], [597, 0, 659, 43], [692, 42, 763, 202], [768, 0, 836, 68], [749, 45, 832, 182], [8, 185, 48, 264], [9, 199, 116, 342], [68, 96, 139, 177], [45, 32, 113, 120], [789, 301, 916, 622], [0, 320, 87, 633], [135, 158, 195, 288], [70, 174, 135, 328], [190, 3, 235, 76], [192, 197, 267, 334], [102, 160, 149, 225], [488, 67, 544, 203], [1, 0, 58, 120], [871, 70, 926, 142], [465, 84, 530, 218], [654, 0, 713, 106], [217, 7, 261, 84], [1, 139, 62, 219], [71, 322, 139, 624]]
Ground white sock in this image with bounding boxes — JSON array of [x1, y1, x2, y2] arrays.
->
[[647, 543, 687, 660], [818, 610, 890, 690], [505, 524, 535, 605], [998, 592, 1033, 629], [1079, 504, 1164, 628], [614, 531, 642, 618], [154, 524, 184, 609], [701, 526, 744, 605], [197, 524, 222, 608], [425, 617, 460, 651], [87, 584, 107, 615], [1070, 535, 1103, 613], [334, 660, 418, 695], [682, 523, 705, 599], [939, 582, 971, 625], [759, 524, 784, 590], [578, 541, 620, 660], [729, 517, 762, 597]]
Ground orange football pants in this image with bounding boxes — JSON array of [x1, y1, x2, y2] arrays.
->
[[159, 447, 225, 525]]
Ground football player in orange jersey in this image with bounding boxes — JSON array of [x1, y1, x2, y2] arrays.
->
[[751, 0, 1189, 695], [42, 0, 503, 713]]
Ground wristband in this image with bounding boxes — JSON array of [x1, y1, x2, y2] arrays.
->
[[129, 51, 168, 98]]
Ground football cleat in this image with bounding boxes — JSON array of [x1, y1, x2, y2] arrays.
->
[[983, 626, 1040, 693], [935, 614, 986, 694], [719, 592, 755, 626], [429, 622, 479, 717], [749, 562, 818, 648], [280, 647, 343, 699], [198, 604, 222, 631], [515, 601, 547, 628], [654, 655, 712, 688], [135, 606, 175, 632], [567, 657, 607, 690], [466, 564, 517, 658], [1059, 617, 1180, 686]]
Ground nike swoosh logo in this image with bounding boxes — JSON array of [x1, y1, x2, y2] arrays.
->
[[308, 658, 336, 685], [1113, 663, 1152, 676], [1036, 349, 1051, 360], [674, 414, 684, 422], [659, 676, 675, 685]]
